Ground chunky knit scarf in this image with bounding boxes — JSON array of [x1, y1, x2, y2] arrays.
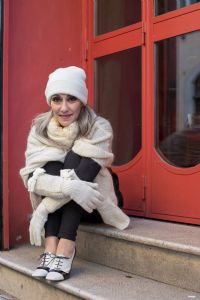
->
[[20, 117, 78, 186], [20, 114, 130, 230], [20, 115, 114, 186], [47, 117, 79, 148]]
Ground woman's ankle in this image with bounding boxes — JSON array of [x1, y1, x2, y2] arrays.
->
[[56, 239, 75, 257], [44, 236, 59, 254]]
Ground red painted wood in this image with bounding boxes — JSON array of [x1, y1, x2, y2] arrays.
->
[[87, 0, 200, 225], [93, 28, 142, 58], [81, 0, 88, 71], [94, 22, 142, 43], [113, 154, 145, 215], [153, 9, 200, 41], [5, 0, 83, 247], [2, 0, 10, 250], [149, 0, 200, 223], [153, 2, 200, 24], [87, 0, 145, 215], [87, 0, 95, 107], [143, 0, 154, 218]]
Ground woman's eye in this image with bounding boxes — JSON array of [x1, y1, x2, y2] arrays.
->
[[67, 96, 78, 102], [51, 96, 62, 103]]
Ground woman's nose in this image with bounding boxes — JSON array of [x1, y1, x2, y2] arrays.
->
[[60, 100, 69, 112]]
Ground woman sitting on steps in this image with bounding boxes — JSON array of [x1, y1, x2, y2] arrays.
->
[[20, 66, 130, 282]]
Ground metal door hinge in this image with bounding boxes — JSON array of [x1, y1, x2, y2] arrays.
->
[[84, 41, 89, 62], [142, 22, 147, 45], [142, 175, 147, 201]]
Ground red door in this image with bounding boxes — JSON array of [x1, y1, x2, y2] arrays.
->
[[148, 2, 200, 224], [85, 0, 146, 216], [85, 0, 200, 224]]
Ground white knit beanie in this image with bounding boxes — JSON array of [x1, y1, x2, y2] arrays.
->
[[45, 66, 88, 105]]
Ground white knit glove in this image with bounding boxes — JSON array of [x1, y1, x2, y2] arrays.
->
[[60, 169, 79, 180], [64, 180, 103, 213], [28, 168, 103, 213], [29, 202, 48, 246], [41, 182, 102, 214], [61, 169, 130, 229], [60, 169, 102, 212]]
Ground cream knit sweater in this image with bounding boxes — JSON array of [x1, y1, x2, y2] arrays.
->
[[20, 114, 130, 230]]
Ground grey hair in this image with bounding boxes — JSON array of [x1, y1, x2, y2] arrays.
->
[[77, 105, 97, 136], [32, 105, 97, 140]]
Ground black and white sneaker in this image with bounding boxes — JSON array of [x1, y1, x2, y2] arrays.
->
[[32, 252, 55, 278], [46, 249, 76, 281]]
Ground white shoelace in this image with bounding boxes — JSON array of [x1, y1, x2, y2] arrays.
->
[[39, 252, 54, 267], [53, 256, 66, 270]]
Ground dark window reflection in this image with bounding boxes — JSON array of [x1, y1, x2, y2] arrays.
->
[[94, 47, 141, 166], [155, 0, 200, 15], [94, 0, 141, 36], [155, 31, 200, 168]]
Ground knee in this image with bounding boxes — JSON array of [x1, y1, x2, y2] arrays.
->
[[43, 161, 64, 176], [64, 150, 82, 169]]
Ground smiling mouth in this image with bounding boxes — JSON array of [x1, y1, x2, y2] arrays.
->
[[59, 114, 72, 118]]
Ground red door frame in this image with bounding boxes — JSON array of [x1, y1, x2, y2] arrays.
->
[[83, 0, 147, 216], [84, 0, 200, 224], [2, 0, 10, 250], [85, 0, 146, 217], [84, 0, 143, 106]]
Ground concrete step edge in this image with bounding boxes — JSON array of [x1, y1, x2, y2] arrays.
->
[[0, 245, 199, 300], [77, 220, 200, 292], [79, 219, 200, 256], [0, 256, 103, 300]]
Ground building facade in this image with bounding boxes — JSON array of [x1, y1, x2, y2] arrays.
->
[[1, 0, 200, 249]]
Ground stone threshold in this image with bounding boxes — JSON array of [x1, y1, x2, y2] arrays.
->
[[79, 217, 200, 256]]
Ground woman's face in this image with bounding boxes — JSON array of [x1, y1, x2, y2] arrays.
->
[[50, 94, 82, 127]]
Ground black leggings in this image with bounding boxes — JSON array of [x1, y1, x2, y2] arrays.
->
[[44, 151, 103, 241]]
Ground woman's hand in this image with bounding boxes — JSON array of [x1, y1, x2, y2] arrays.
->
[[28, 168, 104, 214], [60, 169, 103, 212], [62, 180, 103, 213], [28, 169, 103, 212], [29, 202, 48, 246]]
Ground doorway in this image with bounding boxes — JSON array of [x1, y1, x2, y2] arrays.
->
[[85, 0, 200, 224]]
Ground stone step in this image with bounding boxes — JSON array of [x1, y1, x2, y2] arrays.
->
[[0, 290, 18, 300], [76, 217, 200, 292], [0, 244, 199, 300]]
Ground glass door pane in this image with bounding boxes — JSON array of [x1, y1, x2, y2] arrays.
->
[[155, 0, 200, 16], [94, 47, 142, 166], [155, 30, 200, 168], [94, 0, 141, 36]]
